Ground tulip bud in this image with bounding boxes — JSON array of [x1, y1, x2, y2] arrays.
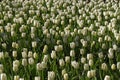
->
[[59, 59, 65, 67], [104, 75, 110, 80], [65, 56, 70, 63], [101, 63, 108, 71], [81, 57, 86, 64], [80, 48, 85, 55], [12, 51, 17, 58], [21, 33, 26, 38], [108, 48, 113, 54], [43, 55, 49, 63], [43, 45, 48, 54], [33, 52, 38, 59], [87, 54, 93, 60], [117, 62, 120, 70], [91, 70, 96, 77], [41, 61, 47, 69], [70, 50, 75, 57], [111, 64, 116, 70], [98, 37, 103, 43], [13, 60, 20, 67], [63, 73, 68, 80], [11, 31, 16, 37], [14, 75, 19, 80], [87, 71, 92, 78], [102, 43, 106, 49], [31, 27, 36, 33], [2, 43, 6, 49], [54, 45, 60, 52], [28, 57, 34, 65], [113, 44, 118, 50], [84, 64, 89, 70], [22, 51, 27, 58], [108, 53, 114, 59], [35, 76, 40, 80], [1, 73, 7, 80], [98, 52, 104, 59], [71, 61, 79, 69], [32, 41, 37, 48], [89, 59, 94, 66], [0, 52, 4, 59], [51, 50, 57, 59], [36, 63, 42, 70], [58, 45, 63, 51], [48, 71, 55, 80], [62, 69, 66, 76], [28, 51, 33, 58], [0, 64, 3, 73], [82, 41, 87, 47], [31, 33, 35, 39], [22, 59, 27, 66], [13, 64, 18, 72], [19, 78, 24, 80], [70, 42, 75, 49]]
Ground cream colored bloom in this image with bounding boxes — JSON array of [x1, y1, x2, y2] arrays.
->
[[48, 71, 55, 80], [35, 76, 40, 80], [1, 73, 7, 80], [101, 63, 108, 71], [43, 45, 48, 54], [71, 61, 79, 69], [63, 73, 68, 80], [70, 42, 75, 49], [104, 75, 110, 80], [59, 59, 65, 67], [14, 75, 19, 80], [51, 50, 57, 59]]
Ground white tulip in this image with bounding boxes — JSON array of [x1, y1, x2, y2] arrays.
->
[[117, 62, 120, 70], [13, 64, 18, 72], [22, 51, 27, 58], [101, 63, 108, 71], [111, 64, 116, 70], [70, 42, 75, 49], [84, 63, 89, 70], [48, 71, 55, 80], [71, 61, 79, 69], [63, 73, 68, 80], [28, 51, 33, 58], [34, 76, 40, 80], [70, 50, 75, 57], [0, 64, 3, 73], [12, 51, 17, 58], [43, 55, 49, 63], [51, 50, 57, 59], [81, 57, 86, 64], [62, 69, 66, 76], [43, 45, 48, 54], [13, 60, 20, 67], [28, 57, 34, 65], [87, 71, 92, 78], [104, 75, 110, 80], [19, 78, 24, 80], [87, 54, 93, 60], [32, 41, 37, 48], [22, 59, 27, 66], [59, 59, 65, 67], [1, 73, 7, 80], [65, 56, 70, 63], [89, 59, 94, 66], [14, 75, 19, 80], [0, 52, 4, 59]]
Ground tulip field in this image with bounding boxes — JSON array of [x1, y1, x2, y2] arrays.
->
[[0, 0, 120, 80]]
